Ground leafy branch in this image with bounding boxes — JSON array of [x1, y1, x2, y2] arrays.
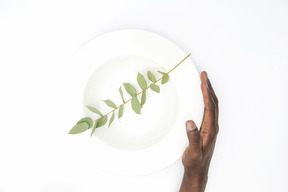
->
[[68, 53, 191, 136]]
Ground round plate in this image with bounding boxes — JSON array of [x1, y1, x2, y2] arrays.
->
[[72, 29, 204, 175]]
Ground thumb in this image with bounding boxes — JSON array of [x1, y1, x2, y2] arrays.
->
[[186, 120, 202, 157]]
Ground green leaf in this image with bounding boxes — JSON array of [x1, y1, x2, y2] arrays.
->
[[86, 106, 102, 116], [161, 75, 169, 84], [158, 70, 169, 84], [77, 117, 93, 128], [69, 122, 89, 134], [147, 71, 156, 82], [118, 104, 124, 119], [157, 70, 166, 76], [91, 116, 108, 136], [137, 72, 147, 90], [103, 100, 117, 109], [96, 116, 108, 127], [108, 112, 115, 127], [119, 86, 125, 103], [141, 90, 146, 107], [123, 83, 137, 96], [91, 122, 97, 136], [131, 96, 141, 114], [150, 83, 160, 93]]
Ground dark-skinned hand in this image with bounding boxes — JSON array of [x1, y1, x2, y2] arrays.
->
[[179, 71, 219, 192]]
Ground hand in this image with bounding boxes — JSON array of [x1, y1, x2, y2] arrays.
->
[[179, 71, 219, 192]]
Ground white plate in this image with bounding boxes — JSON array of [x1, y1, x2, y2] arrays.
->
[[72, 29, 204, 175]]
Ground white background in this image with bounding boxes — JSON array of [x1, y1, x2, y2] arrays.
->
[[0, 0, 288, 192]]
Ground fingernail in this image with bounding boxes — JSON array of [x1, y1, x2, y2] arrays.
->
[[187, 121, 197, 131], [205, 72, 208, 79]]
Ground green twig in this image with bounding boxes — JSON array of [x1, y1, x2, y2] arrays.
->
[[90, 53, 191, 123]]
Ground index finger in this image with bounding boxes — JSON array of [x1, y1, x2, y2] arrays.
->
[[200, 72, 218, 145], [206, 76, 218, 120]]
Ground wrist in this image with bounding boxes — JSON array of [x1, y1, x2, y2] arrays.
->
[[179, 168, 208, 192], [184, 167, 207, 179]]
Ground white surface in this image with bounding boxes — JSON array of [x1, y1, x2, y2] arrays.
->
[[0, 0, 287, 192], [73, 29, 204, 175]]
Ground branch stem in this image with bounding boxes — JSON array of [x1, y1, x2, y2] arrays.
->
[[91, 53, 191, 123]]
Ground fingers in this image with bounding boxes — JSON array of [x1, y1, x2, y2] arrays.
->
[[200, 71, 219, 152], [200, 72, 216, 129], [185, 120, 202, 158], [203, 72, 218, 106], [207, 78, 218, 106], [206, 75, 218, 120]]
